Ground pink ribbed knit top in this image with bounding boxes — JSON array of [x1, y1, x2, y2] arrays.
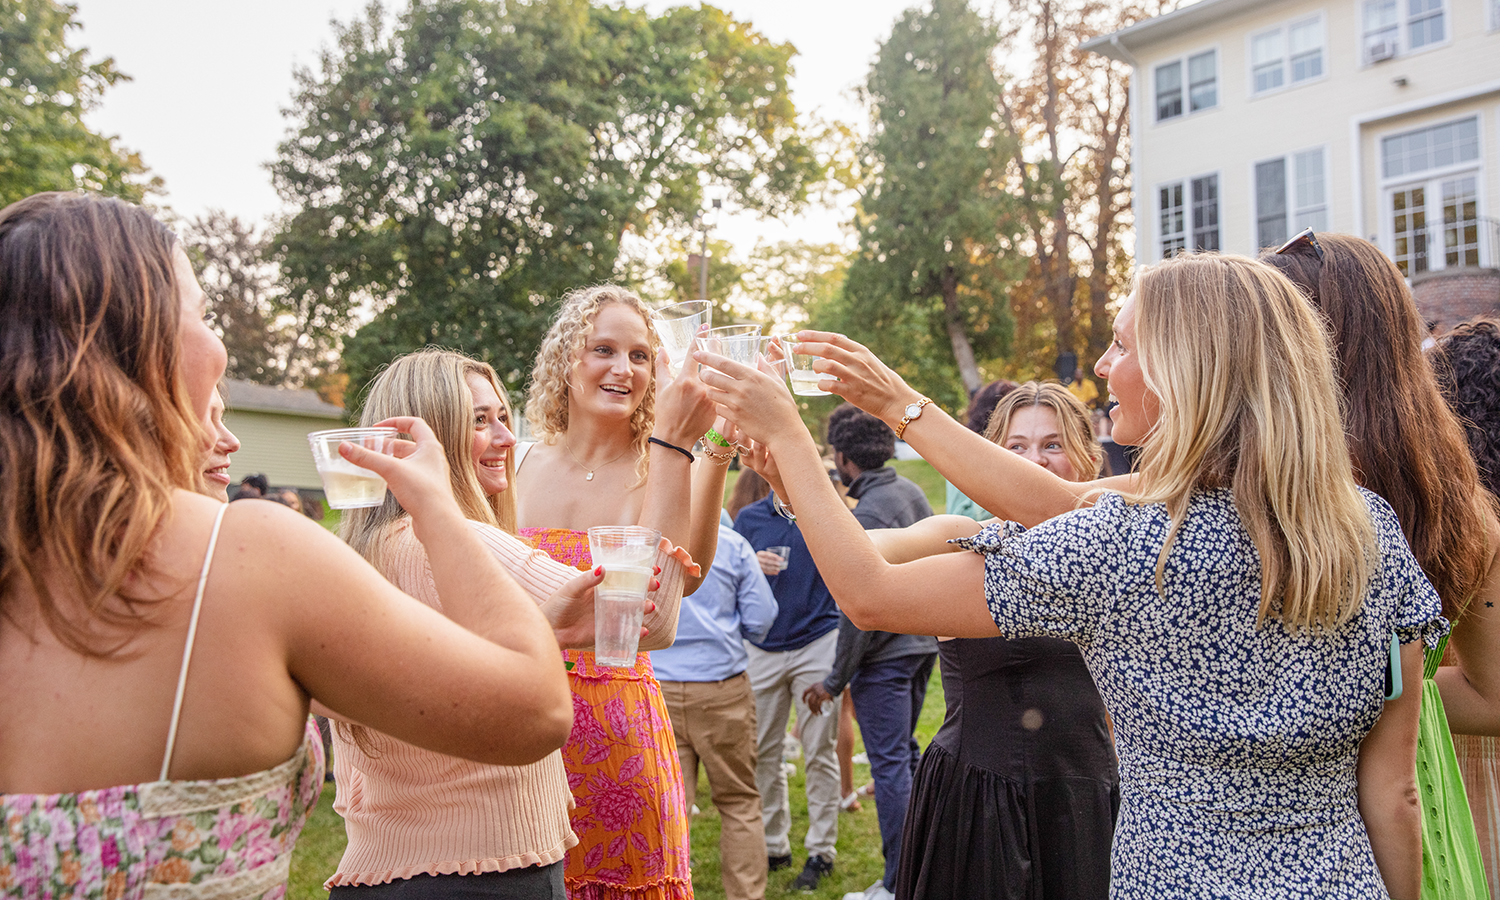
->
[[326, 518, 695, 887]]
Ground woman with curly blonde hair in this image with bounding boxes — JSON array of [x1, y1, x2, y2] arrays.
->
[[516, 284, 726, 899]]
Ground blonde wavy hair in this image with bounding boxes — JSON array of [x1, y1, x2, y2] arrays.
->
[[0, 192, 211, 656], [525, 285, 661, 486], [1125, 253, 1374, 631], [982, 382, 1103, 481]]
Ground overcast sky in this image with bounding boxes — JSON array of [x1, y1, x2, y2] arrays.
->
[[74, 0, 930, 250]]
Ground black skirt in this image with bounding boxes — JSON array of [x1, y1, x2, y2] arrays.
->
[[895, 636, 1119, 900]]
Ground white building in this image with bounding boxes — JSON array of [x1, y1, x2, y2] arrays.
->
[[1083, 0, 1500, 304]]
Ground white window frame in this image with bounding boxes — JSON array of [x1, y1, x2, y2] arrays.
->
[[1490, 0, 1500, 31], [1153, 47, 1219, 124], [1359, 0, 1450, 65], [1251, 146, 1330, 250], [1249, 14, 1327, 97], [1378, 116, 1484, 274], [1157, 172, 1222, 259]]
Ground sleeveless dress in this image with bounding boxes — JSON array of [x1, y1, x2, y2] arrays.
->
[[519, 527, 692, 900], [0, 504, 327, 900], [1416, 636, 1491, 899], [895, 635, 1119, 899], [957, 489, 1447, 898]]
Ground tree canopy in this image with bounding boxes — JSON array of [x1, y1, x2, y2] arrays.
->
[[0, 0, 156, 205], [836, 0, 1025, 409], [270, 0, 824, 402]]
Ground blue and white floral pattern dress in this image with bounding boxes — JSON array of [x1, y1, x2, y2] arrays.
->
[[955, 488, 1446, 899]]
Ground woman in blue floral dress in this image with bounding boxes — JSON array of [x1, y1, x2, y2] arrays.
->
[[697, 252, 1439, 899]]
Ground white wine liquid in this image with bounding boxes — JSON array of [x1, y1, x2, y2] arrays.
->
[[790, 369, 831, 397], [318, 463, 388, 509], [595, 590, 646, 667], [600, 565, 652, 594]]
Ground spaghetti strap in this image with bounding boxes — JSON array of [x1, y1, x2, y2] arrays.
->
[[159, 502, 230, 782], [514, 440, 536, 472]]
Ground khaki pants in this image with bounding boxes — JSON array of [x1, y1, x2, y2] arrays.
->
[[660, 672, 767, 900]]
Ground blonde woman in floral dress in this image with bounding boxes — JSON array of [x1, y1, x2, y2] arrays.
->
[[516, 285, 726, 899]]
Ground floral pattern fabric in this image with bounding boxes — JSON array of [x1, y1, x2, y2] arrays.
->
[[520, 528, 691, 900], [955, 488, 1447, 899], [1, 719, 325, 900]]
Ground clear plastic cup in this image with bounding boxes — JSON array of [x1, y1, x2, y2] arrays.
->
[[766, 544, 791, 573], [307, 428, 398, 509], [787, 340, 832, 396], [587, 525, 661, 666], [696, 324, 762, 366], [652, 301, 712, 377], [760, 336, 791, 380]]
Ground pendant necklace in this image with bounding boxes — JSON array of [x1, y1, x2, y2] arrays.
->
[[564, 437, 631, 481]]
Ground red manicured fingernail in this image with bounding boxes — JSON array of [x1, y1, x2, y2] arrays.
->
[[654, 565, 662, 575], [594, 566, 603, 576]]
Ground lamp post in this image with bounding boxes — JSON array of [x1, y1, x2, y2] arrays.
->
[[695, 199, 722, 301]]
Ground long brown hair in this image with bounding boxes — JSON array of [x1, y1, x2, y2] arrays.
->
[[0, 192, 208, 654], [1262, 234, 1493, 619], [1128, 254, 1373, 630], [727, 469, 771, 521]]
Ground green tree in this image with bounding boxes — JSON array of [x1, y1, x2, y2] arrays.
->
[[270, 0, 823, 402], [0, 0, 157, 205], [841, 0, 1026, 409]]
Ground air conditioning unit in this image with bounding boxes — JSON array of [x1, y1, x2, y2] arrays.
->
[[1367, 40, 1398, 62]]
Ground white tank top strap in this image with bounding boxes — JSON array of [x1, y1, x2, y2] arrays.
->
[[159, 501, 231, 782], [514, 440, 537, 472]]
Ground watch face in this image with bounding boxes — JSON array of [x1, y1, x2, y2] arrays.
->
[[905, 402, 923, 418]]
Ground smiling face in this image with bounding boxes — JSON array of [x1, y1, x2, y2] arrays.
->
[[1094, 293, 1159, 447], [467, 372, 517, 497], [568, 301, 653, 423], [1002, 405, 1079, 482], [174, 246, 228, 421], [202, 388, 241, 501]]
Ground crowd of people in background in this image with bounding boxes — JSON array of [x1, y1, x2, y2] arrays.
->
[[2, 187, 1499, 900]]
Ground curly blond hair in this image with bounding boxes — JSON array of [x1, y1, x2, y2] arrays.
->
[[525, 285, 662, 486]]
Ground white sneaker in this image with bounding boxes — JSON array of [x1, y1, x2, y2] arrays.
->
[[842, 882, 894, 900], [851, 751, 869, 765], [782, 761, 797, 777]]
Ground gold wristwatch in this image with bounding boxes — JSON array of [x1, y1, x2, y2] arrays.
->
[[895, 397, 932, 440]]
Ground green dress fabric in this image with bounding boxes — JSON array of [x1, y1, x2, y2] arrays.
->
[[1418, 636, 1491, 899]]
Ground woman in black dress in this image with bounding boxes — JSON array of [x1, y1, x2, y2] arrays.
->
[[894, 382, 1119, 899]]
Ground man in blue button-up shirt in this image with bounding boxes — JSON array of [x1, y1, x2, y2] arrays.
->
[[655, 524, 778, 900]]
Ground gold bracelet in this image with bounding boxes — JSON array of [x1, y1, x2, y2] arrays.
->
[[701, 444, 737, 465]]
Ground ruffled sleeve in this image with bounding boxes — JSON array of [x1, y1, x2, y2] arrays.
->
[[950, 496, 1129, 647], [1365, 493, 1449, 650], [639, 537, 698, 651]]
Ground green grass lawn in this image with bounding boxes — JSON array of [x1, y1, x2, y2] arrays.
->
[[288, 666, 946, 899]]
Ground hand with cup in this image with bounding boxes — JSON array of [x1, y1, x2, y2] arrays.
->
[[588, 525, 662, 667], [651, 300, 712, 377], [758, 544, 791, 576], [785, 338, 833, 396], [781, 330, 918, 426]]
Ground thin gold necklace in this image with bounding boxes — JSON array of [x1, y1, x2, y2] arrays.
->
[[563, 436, 631, 481]]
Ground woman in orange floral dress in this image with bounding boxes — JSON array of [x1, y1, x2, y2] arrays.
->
[[515, 285, 728, 899]]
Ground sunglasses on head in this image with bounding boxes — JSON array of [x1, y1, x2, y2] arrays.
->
[[1274, 226, 1325, 261]]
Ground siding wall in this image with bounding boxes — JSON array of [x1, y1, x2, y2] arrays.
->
[[222, 410, 344, 490], [1128, 0, 1500, 261]]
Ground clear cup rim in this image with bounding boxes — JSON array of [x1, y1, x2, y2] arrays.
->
[[308, 427, 399, 443], [587, 524, 662, 543], [652, 300, 712, 320], [700, 324, 761, 338]]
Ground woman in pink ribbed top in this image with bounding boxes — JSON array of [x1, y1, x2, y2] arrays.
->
[[325, 348, 710, 900]]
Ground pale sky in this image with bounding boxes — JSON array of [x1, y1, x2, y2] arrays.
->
[[74, 0, 932, 251]]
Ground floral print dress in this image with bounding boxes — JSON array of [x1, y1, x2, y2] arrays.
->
[[955, 488, 1447, 899], [520, 527, 693, 900]]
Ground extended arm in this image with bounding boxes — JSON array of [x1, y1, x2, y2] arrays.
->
[[1357, 640, 1424, 900], [869, 515, 985, 564]]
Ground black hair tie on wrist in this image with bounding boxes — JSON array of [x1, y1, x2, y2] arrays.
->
[[648, 436, 696, 463]]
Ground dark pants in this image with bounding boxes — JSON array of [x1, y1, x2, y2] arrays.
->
[[849, 652, 937, 890], [328, 863, 565, 900]]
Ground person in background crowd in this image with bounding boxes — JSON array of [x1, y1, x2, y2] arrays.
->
[[278, 489, 305, 514], [515, 283, 722, 900], [1433, 316, 1500, 896], [944, 380, 1016, 520], [654, 524, 780, 900], [1262, 232, 1498, 899], [235, 472, 269, 500], [728, 468, 772, 523], [0, 191, 572, 900], [202, 387, 241, 502], [699, 252, 1439, 898], [733, 488, 844, 891], [805, 406, 934, 900], [879, 382, 1120, 899]]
